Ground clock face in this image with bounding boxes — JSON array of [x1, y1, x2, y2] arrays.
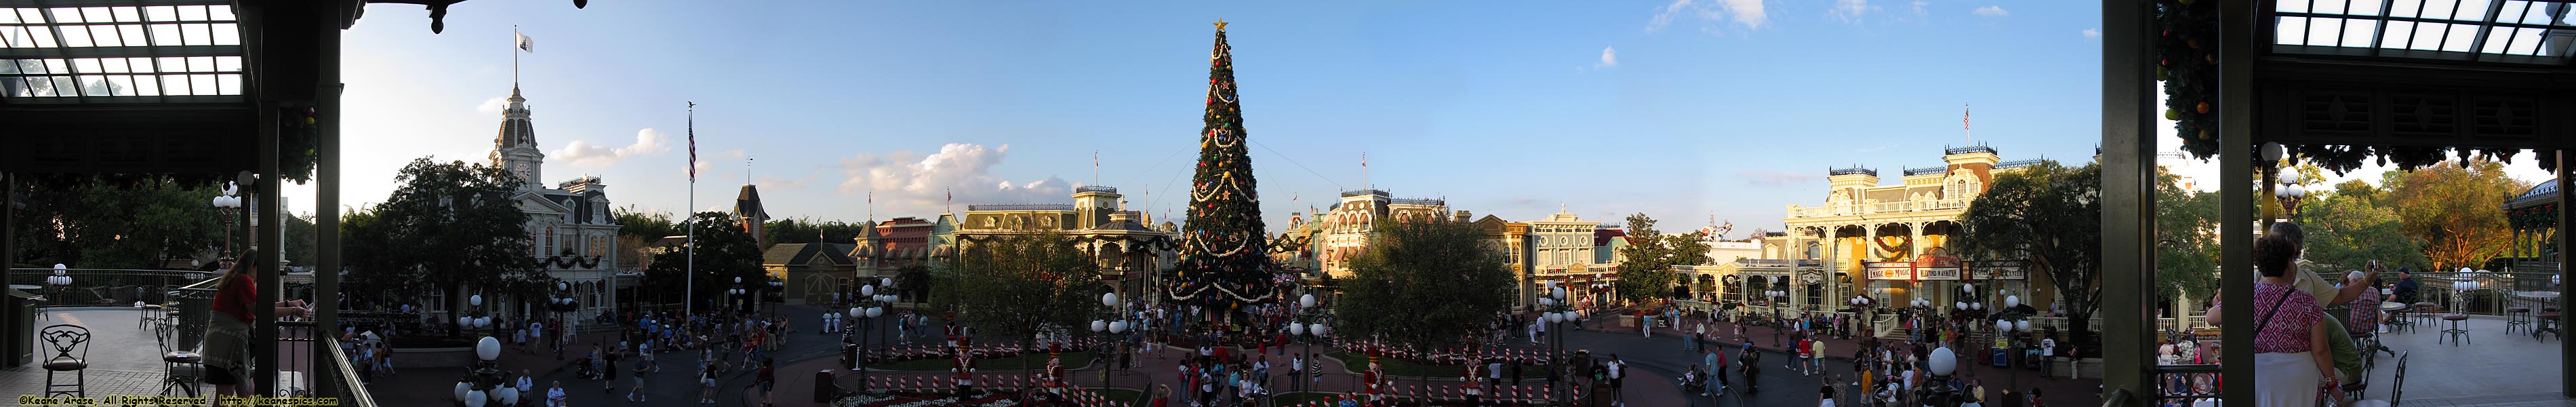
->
[[515, 162, 530, 176]]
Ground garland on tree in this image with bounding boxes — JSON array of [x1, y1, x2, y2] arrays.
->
[[2158, 0, 2560, 172], [1164, 20, 1281, 311]]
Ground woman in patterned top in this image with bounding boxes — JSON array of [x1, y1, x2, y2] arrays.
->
[[2205, 234, 2335, 406]]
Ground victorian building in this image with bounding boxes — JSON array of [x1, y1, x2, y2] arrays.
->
[[1310, 189, 1451, 278], [486, 86, 623, 320], [953, 186, 1176, 299]]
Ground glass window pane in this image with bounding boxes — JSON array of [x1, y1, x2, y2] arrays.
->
[[2283, 0, 2315, 13], [212, 22, 236, 45], [188, 56, 212, 73], [2, 77, 22, 97], [2497, 1, 2531, 24], [87, 25, 120, 47], [2346, 0, 2387, 16], [2343, 18, 2377, 46], [58, 26, 92, 47], [190, 73, 213, 95], [148, 24, 178, 46], [47, 76, 75, 96], [100, 57, 127, 73], [70, 58, 98, 73], [20, 9, 47, 24], [49, 7, 81, 24], [80, 7, 110, 24], [2281, 16, 2314, 45], [159, 74, 187, 95], [3, 26, 28, 47], [131, 74, 155, 96], [2381, 20, 2418, 48], [2485, 27, 2517, 53], [181, 23, 207, 46], [215, 73, 237, 94], [0, 60, 16, 74], [155, 57, 182, 72], [2312, 17, 2348, 45], [214, 56, 239, 72], [28, 26, 54, 47], [142, 6, 175, 22], [111, 6, 139, 22], [178, 5, 206, 22], [0, 7, 16, 24], [107, 75, 134, 96], [117, 24, 144, 46], [208, 5, 234, 22], [127, 57, 153, 73], [2455, 0, 2493, 20], [77, 75, 108, 96], [40, 58, 64, 74], [2443, 22, 2481, 51], [2422, 0, 2461, 19]]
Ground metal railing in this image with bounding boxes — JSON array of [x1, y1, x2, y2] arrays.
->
[[7, 268, 212, 306], [1386, 198, 1446, 207], [320, 334, 379, 407], [1786, 199, 1975, 218], [1075, 186, 1119, 193], [2150, 364, 2221, 406], [1830, 167, 1878, 176], [2385, 271, 2565, 316], [1905, 166, 1948, 176]]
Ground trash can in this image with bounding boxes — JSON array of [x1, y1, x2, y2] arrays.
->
[[814, 370, 836, 402]]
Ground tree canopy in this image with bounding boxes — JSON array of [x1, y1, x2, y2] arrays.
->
[[1331, 218, 1514, 353], [931, 232, 1104, 345], [2154, 168, 2220, 302], [641, 211, 767, 311], [1958, 161, 2103, 348], [1612, 214, 1710, 305], [342, 158, 547, 331], [7, 179, 224, 269], [2381, 160, 2525, 272]]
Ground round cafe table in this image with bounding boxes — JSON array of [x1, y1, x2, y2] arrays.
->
[[2382, 301, 2414, 333], [2379, 302, 2407, 311]]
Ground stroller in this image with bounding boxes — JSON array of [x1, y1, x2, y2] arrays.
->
[[1676, 365, 1709, 394], [573, 355, 599, 379]]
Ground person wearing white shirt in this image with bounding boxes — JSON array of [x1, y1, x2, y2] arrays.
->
[[545, 381, 567, 407], [2040, 336, 2059, 379], [515, 370, 533, 402]]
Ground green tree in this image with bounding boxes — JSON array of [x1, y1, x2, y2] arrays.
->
[[1332, 218, 1515, 341], [2301, 181, 2429, 273], [2154, 168, 2220, 303], [613, 206, 679, 240], [1612, 214, 1710, 305], [8, 179, 225, 269], [345, 158, 547, 336], [2383, 160, 2525, 272], [641, 212, 767, 311], [764, 218, 872, 250], [895, 263, 935, 303], [1958, 161, 2103, 349], [931, 233, 1103, 349], [1332, 218, 1514, 385]]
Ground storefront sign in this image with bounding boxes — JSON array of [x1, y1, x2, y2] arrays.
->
[[1916, 266, 1963, 280], [1865, 262, 1914, 281], [1969, 260, 2028, 280]]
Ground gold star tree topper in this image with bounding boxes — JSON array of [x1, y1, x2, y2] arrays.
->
[[1214, 18, 1227, 31]]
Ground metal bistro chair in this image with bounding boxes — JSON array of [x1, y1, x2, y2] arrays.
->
[[41, 324, 93, 398], [2411, 303, 2440, 326], [2438, 313, 2472, 346], [139, 303, 165, 329], [2507, 306, 2533, 334], [2537, 307, 2562, 343]]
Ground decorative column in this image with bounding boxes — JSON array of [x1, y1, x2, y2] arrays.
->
[[1912, 222, 1933, 306]]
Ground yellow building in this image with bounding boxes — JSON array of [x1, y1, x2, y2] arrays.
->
[[1676, 144, 2063, 326]]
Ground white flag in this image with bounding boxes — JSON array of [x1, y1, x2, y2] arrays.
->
[[515, 33, 535, 54]]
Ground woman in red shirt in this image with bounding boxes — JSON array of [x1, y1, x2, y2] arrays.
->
[[201, 250, 311, 406]]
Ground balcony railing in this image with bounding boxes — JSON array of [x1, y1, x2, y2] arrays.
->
[[8, 268, 212, 306], [1074, 186, 1119, 193], [1786, 199, 1974, 218], [1387, 198, 1445, 207], [965, 204, 1074, 212], [1829, 167, 1878, 176]]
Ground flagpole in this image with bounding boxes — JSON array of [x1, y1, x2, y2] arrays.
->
[[685, 101, 696, 316], [512, 26, 519, 87]]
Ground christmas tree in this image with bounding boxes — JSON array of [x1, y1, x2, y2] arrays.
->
[[1166, 20, 1278, 315]]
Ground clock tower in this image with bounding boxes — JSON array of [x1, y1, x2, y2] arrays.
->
[[491, 86, 546, 190]]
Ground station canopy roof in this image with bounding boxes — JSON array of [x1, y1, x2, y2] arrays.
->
[[2270, 0, 2576, 64], [3, 3, 246, 104]]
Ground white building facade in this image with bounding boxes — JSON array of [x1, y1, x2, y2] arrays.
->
[[488, 86, 622, 321]]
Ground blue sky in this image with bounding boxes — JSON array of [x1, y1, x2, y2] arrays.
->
[[300, 1, 2121, 237]]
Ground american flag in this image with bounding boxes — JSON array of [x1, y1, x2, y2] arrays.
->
[[687, 102, 697, 181], [1964, 104, 1971, 131]]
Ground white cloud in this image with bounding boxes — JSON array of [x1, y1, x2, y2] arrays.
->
[[552, 128, 672, 165], [477, 96, 509, 116], [1596, 47, 1619, 69], [2083, 28, 2102, 38], [1830, 0, 1880, 23], [835, 143, 1074, 215], [1648, 0, 1768, 33], [1910, 0, 1929, 15], [1973, 5, 2009, 17]]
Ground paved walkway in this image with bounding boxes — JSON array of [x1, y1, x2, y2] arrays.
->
[[2363, 315, 2565, 402]]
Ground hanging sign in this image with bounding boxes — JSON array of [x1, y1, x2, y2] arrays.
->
[[1865, 262, 1915, 281], [1969, 260, 2028, 280]]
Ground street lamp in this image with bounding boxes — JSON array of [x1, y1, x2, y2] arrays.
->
[[456, 295, 505, 406], [1091, 291, 1123, 388], [210, 182, 243, 256], [46, 264, 73, 307], [1923, 346, 1960, 406], [1537, 283, 1571, 404], [549, 281, 576, 360]]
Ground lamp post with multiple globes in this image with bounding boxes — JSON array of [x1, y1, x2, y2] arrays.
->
[[1994, 293, 2031, 393], [849, 277, 891, 392], [1537, 282, 1573, 404], [1289, 292, 1329, 395], [1090, 292, 1126, 387], [549, 282, 576, 360], [727, 277, 746, 314], [453, 294, 514, 407], [46, 264, 73, 307]]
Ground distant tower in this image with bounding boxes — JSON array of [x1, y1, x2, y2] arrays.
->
[[1074, 186, 1122, 229], [490, 86, 546, 190], [734, 185, 771, 248]]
